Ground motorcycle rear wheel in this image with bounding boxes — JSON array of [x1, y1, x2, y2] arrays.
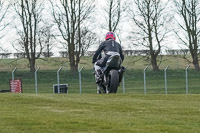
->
[[108, 70, 119, 93]]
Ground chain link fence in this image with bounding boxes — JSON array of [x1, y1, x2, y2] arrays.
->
[[0, 66, 200, 94]]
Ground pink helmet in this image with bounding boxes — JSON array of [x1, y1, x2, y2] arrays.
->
[[105, 32, 116, 40]]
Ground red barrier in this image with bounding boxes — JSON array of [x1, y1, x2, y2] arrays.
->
[[10, 79, 22, 93]]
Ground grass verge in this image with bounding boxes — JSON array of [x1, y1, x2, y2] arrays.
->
[[0, 93, 200, 133]]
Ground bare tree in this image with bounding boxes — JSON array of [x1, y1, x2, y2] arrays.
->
[[76, 27, 97, 57], [49, 0, 95, 71], [174, 0, 200, 70], [12, 0, 45, 72], [129, 0, 171, 71], [104, 0, 121, 32], [101, 0, 127, 43], [0, 1, 10, 51], [39, 23, 56, 58]]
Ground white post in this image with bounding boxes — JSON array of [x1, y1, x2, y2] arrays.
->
[[57, 67, 63, 94], [12, 67, 17, 93], [78, 67, 84, 94], [35, 67, 40, 96], [186, 65, 190, 95], [164, 66, 169, 95], [123, 75, 125, 94], [144, 66, 148, 94]]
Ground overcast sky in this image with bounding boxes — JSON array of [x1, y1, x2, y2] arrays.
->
[[0, 0, 189, 56]]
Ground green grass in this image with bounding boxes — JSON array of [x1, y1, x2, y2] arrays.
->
[[0, 93, 200, 133], [1, 56, 200, 132], [0, 55, 195, 71]]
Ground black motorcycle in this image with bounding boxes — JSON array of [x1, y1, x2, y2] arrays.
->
[[95, 54, 125, 94]]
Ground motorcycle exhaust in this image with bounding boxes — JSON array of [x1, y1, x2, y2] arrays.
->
[[118, 66, 126, 85]]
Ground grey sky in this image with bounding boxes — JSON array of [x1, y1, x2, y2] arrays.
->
[[0, 0, 190, 56]]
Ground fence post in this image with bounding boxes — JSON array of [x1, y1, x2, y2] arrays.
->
[[78, 67, 84, 94], [57, 67, 63, 94], [186, 65, 190, 95], [35, 67, 40, 96], [12, 67, 17, 93], [144, 66, 148, 94], [123, 75, 125, 94], [164, 66, 169, 95]]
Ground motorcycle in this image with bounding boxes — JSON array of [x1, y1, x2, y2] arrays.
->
[[95, 53, 125, 94]]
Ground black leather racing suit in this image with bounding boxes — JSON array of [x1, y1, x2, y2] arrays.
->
[[92, 39, 124, 67]]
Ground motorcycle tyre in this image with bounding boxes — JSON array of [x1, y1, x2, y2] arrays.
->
[[108, 70, 119, 93]]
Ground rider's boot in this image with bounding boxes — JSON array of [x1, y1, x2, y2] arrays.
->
[[95, 69, 103, 84]]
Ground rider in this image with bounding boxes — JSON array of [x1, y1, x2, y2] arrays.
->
[[92, 32, 124, 83]]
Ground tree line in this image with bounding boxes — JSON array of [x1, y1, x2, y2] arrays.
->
[[0, 0, 199, 72]]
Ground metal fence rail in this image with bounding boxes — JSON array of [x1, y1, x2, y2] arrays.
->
[[1, 66, 200, 94]]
